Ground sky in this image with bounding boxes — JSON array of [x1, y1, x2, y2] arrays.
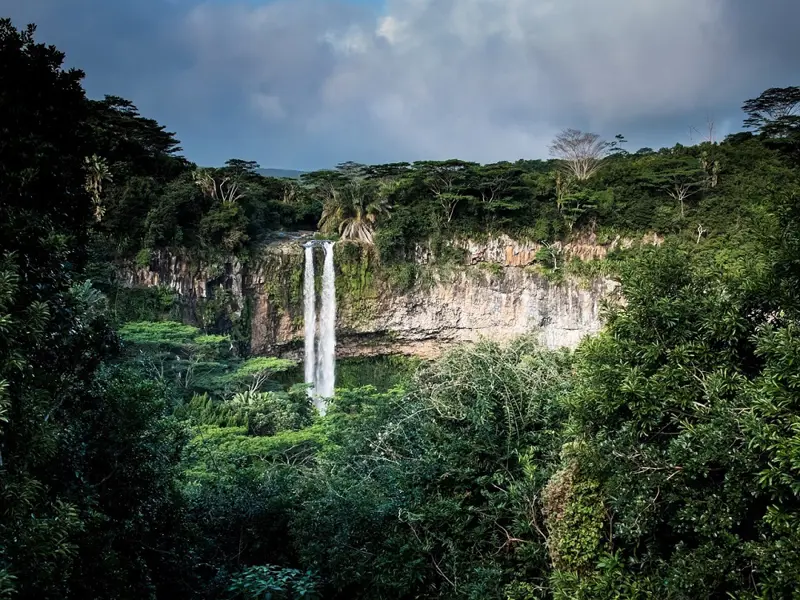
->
[[2, 0, 799, 170]]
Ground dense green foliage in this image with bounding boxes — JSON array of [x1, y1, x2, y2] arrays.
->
[[82, 66, 796, 282], [100, 142, 774, 267], [3, 17, 800, 600], [0, 20, 188, 598]]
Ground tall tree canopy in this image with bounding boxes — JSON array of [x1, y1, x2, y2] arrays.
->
[[0, 21, 189, 599]]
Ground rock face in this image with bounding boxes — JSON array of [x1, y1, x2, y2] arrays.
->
[[330, 269, 616, 359], [121, 250, 244, 316], [121, 235, 622, 359]]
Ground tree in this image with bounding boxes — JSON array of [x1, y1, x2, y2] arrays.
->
[[472, 163, 513, 205], [561, 189, 598, 232], [85, 95, 188, 181], [335, 161, 369, 179], [413, 160, 476, 225], [536, 241, 562, 270], [556, 246, 800, 597], [82, 95, 191, 258], [224, 158, 261, 178], [742, 86, 800, 138], [641, 156, 704, 218], [363, 162, 411, 179], [699, 148, 721, 188], [607, 134, 629, 156], [318, 179, 394, 244], [554, 172, 572, 214], [291, 339, 572, 598], [280, 179, 298, 205], [0, 20, 195, 599], [549, 129, 610, 180], [84, 154, 113, 221], [193, 168, 246, 204], [665, 180, 698, 219], [300, 169, 350, 202], [689, 117, 718, 145]]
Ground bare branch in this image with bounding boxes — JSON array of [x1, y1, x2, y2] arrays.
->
[[549, 129, 610, 181], [478, 174, 510, 204], [690, 116, 716, 144], [193, 169, 246, 204], [665, 182, 701, 219], [696, 223, 708, 244]]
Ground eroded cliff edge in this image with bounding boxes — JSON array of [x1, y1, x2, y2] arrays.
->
[[121, 235, 627, 359]]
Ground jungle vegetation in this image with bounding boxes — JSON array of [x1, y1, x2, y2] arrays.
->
[[2, 18, 800, 600]]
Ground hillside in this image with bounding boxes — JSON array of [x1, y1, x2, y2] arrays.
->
[[256, 167, 305, 179]]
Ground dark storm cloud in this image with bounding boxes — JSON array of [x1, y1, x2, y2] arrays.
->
[[725, 0, 800, 86], [1, 0, 189, 98], [1, 0, 798, 168]]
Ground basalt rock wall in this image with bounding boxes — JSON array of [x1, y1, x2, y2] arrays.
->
[[121, 234, 626, 359]]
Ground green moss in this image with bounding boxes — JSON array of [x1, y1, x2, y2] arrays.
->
[[383, 262, 417, 291], [289, 257, 304, 308], [524, 262, 563, 284], [203, 261, 226, 280], [231, 294, 254, 352], [260, 250, 305, 317], [477, 261, 504, 276], [543, 464, 606, 574], [195, 289, 234, 332], [335, 242, 379, 321]]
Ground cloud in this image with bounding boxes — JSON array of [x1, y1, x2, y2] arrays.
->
[[177, 1, 361, 125], [251, 93, 286, 121], [3, 0, 799, 167], [177, 0, 799, 165], [320, 0, 735, 158]]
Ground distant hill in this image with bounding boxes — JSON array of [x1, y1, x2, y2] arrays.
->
[[257, 168, 305, 179]]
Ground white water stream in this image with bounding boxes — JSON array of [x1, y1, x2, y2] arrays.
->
[[303, 244, 316, 396], [303, 240, 336, 413]]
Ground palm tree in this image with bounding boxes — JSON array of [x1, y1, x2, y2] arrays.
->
[[318, 179, 395, 244], [83, 154, 113, 222], [192, 168, 246, 204]]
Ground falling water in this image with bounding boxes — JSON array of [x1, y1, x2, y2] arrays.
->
[[316, 241, 337, 405], [303, 244, 316, 397], [302, 240, 336, 413]]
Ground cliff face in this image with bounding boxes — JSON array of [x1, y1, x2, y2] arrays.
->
[[122, 235, 622, 359], [329, 269, 615, 359]]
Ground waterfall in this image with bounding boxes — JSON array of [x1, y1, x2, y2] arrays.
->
[[316, 241, 337, 404], [302, 240, 336, 413], [303, 244, 316, 397]]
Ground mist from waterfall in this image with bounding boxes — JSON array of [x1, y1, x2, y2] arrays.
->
[[303, 244, 316, 397], [316, 241, 336, 403], [302, 240, 336, 413]]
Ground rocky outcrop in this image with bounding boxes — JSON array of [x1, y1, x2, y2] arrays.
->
[[122, 234, 625, 359]]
